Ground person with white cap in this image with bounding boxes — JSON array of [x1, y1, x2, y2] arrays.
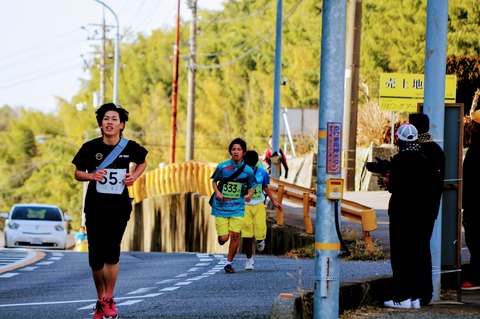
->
[[383, 123, 437, 309], [461, 110, 480, 290], [408, 113, 446, 305]]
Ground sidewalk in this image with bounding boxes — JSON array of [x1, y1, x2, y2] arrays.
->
[[276, 190, 480, 318]]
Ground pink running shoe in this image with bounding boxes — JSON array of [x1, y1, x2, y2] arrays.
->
[[92, 299, 105, 319], [103, 297, 118, 319]]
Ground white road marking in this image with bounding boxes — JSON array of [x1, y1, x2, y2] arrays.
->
[[195, 263, 210, 266], [0, 294, 164, 308], [187, 267, 200, 272], [186, 276, 209, 281], [19, 267, 38, 271], [36, 261, 54, 265], [0, 250, 37, 270], [117, 300, 143, 306], [0, 273, 19, 278], [175, 281, 193, 286], [77, 303, 96, 310], [160, 286, 180, 292], [175, 273, 188, 278], [127, 287, 156, 295], [155, 279, 175, 284]]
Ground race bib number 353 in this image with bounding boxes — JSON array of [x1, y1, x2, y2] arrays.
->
[[96, 169, 127, 194]]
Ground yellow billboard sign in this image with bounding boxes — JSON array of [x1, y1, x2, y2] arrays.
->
[[379, 73, 456, 112]]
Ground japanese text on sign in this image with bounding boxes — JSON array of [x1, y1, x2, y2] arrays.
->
[[379, 73, 456, 112], [326, 122, 342, 174]]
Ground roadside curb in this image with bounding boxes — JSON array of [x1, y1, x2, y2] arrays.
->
[[0, 249, 46, 274], [269, 276, 394, 317]]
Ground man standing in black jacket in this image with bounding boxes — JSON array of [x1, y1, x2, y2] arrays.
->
[[383, 123, 438, 309], [409, 113, 446, 305]]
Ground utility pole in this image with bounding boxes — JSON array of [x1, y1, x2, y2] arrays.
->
[[84, 15, 109, 106], [343, 0, 362, 191], [99, 11, 107, 106], [94, 0, 120, 105], [271, 0, 283, 179], [186, 0, 197, 161], [315, 0, 347, 317], [170, 0, 181, 164], [423, 0, 448, 303]]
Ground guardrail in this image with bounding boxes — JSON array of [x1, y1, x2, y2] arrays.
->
[[268, 177, 378, 252], [129, 161, 216, 203], [129, 162, 377, 251]]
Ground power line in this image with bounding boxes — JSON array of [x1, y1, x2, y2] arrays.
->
[[194, 0, 304, 70], [201, 2, 274, 24]]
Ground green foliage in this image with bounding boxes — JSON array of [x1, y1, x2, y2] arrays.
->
[[448, 0, 480, 56]]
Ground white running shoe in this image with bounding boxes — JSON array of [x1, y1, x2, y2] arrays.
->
[[383, 299, 412, 309], [256, 240, 265, 252], [411, 298, 421, 309], [245, 259, 254, 270]]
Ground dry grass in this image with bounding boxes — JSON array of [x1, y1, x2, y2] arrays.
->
[[357, 101, 407, 146], [293, 134, 317, 155], [285, 226, 385, 261]]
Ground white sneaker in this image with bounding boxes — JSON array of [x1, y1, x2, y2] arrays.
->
[[256, 240, 265, 252], [245, 259, 254, 270], [411, 298, 421, 309], [383, 299, 412, 309]]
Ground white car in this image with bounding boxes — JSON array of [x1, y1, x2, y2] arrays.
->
[[1, 204, 71, 250]]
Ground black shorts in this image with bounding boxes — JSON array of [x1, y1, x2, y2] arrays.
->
[[85, 213, 129, 271]]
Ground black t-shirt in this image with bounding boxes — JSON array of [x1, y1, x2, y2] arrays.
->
[[72, 137, 148, 216]]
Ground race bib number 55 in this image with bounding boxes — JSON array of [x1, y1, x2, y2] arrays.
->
[[96, 169, 127, 194]]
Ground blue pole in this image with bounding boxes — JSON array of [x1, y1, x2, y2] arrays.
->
[[423, 0, 449, 303], [271, 0, 283, 179], [315, 1, 347, 317]]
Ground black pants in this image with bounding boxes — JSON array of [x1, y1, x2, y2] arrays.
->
[[389, 212, 432, 301], [85, 213, 129, 271]]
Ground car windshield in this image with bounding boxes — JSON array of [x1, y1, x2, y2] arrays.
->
[[12, 207, 62, 221]]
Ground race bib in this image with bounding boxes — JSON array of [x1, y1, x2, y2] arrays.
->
[[252, 185, 263, 200], [96, 168, 127, 194], [222, 181, 242, 199]]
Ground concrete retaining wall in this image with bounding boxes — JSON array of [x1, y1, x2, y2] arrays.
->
[[121, 192, 314, 255]]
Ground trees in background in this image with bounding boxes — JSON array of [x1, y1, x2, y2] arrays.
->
[[1, 0, 479, 228]]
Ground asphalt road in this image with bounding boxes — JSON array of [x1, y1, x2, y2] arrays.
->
[[0, 249, 394, 319]]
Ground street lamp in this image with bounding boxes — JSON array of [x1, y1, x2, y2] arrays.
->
[[94, 0, 120, 105]]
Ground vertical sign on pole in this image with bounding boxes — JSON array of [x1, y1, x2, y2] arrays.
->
[[327, 122, 342, 174]]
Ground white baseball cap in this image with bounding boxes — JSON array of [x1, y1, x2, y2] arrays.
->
[[396, 123, 418, 142]]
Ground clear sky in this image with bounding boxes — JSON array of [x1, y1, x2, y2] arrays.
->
[[0, 0, 224, 114]]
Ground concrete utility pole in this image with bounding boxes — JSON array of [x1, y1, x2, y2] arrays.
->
[[99, 12, 107, 106], [423, 0, 449, 303], [186, 0, 197, 161], [170, 0, 181, 164], [84, 15, 108, 106], [94, 0, 120, 105], [271, 0, 283, 179], [342, 0, 362, 191], [315, 0, 347, 317]]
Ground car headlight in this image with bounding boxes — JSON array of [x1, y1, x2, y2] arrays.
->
[[55, 224, 65, 231], [8, 222, 19, 229]]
